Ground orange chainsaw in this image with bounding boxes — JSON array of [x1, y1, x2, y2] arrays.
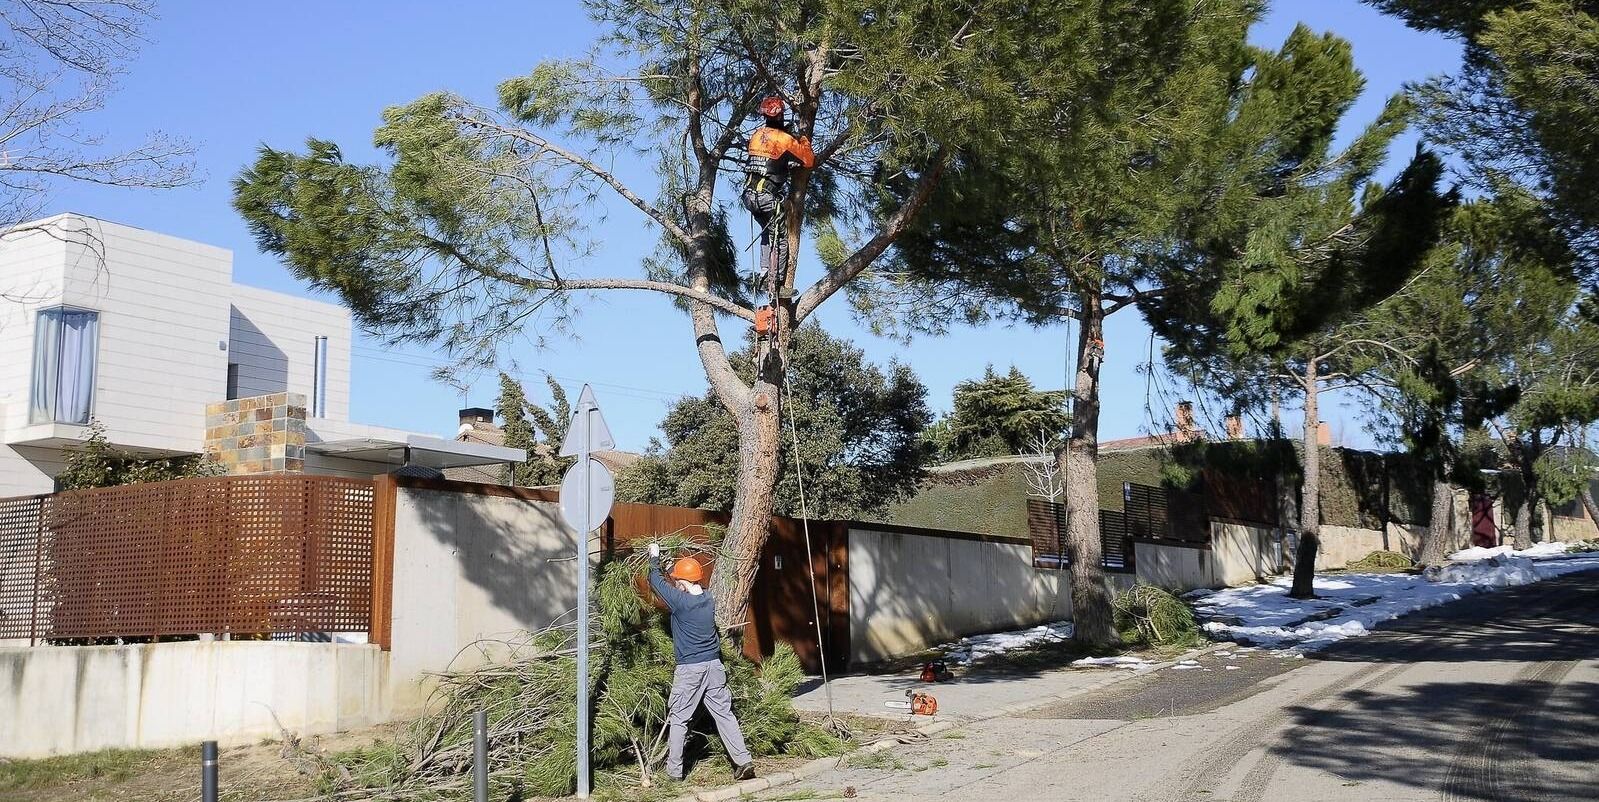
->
[[885, 689, 938, 716]]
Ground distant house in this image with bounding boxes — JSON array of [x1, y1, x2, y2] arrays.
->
[[0, 214, 524, 496]]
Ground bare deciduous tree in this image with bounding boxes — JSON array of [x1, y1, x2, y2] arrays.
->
[[0, 1, 195, 230]]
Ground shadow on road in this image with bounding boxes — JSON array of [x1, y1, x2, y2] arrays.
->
[[1273, 675, 1598, 800], [1272, 569, 1599, 801]]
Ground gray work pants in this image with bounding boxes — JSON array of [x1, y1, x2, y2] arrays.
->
[[666, 659, 752, 776]]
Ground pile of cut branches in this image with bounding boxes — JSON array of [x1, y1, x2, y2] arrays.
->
[[1113, 583, 1201, 647], [317, 538, 843, 800]]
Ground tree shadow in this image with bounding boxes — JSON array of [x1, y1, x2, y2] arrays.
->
[[1270, 569, 1599, 800], [1272, 676, 1599, 800]]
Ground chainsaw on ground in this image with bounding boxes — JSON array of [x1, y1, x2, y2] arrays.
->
[[884, 689, 938, 716]]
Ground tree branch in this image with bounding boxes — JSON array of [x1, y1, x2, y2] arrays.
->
[[453, 113, 694, 247], [794, 147, 949, 320]]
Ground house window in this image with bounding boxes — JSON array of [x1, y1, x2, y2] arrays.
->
[[29, 307, 99, 425], [226, 363, 240, 401]]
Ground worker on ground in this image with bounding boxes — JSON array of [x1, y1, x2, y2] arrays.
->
[[647, 542, 756, 782], [742, 95, 815, 292]]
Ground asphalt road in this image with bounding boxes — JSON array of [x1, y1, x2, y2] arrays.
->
[[757, 568, 1599, 801]]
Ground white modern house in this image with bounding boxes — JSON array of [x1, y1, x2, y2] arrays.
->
[[0, 214, 523, 496]]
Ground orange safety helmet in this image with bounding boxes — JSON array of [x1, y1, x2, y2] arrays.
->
[[668, 556, 706, 584], [759, 96, 786, 119]]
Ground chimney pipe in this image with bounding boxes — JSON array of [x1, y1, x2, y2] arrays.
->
[[311, 336, 328, 418]]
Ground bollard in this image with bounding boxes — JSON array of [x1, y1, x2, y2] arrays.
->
[[201, 740, 218, 802], [473, 709, 488, 802]]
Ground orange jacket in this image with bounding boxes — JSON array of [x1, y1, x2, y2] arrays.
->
[[747, 126, 815, 172]]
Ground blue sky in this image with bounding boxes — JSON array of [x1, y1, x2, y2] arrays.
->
[[45, 1, 1462, 453]]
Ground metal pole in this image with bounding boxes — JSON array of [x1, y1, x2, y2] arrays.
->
[[201, 740, 218, 802], [576, 407, 592, 799], [473, 709, 488, 802]]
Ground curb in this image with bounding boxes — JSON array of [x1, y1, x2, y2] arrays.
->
[[672, 641, 1234, 802]]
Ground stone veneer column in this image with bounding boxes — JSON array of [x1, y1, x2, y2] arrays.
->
[[204, 392, 308, 474]]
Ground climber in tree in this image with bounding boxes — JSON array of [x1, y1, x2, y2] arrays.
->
[[741, 95, 815, 298]]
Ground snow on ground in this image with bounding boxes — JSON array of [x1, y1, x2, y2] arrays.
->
[[1448, 542, 1574, 561], [1193, 549, 1599, 651], [1071, 655, 1156, 670], [938, 621, 1074, 665]]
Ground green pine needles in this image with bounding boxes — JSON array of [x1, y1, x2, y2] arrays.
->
[[317, 545, 842, 800], [1113, 584, 1202, 648]]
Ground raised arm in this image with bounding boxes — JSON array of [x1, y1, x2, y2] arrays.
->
[[648, 563, 688, 610]]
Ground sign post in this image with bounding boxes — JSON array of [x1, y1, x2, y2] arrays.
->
[[557, 385, 615, 799]]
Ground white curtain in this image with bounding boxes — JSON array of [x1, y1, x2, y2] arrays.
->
[[29, 309, 97, 425], [28, 310, 61, 423], [56, 311, 97, 424]]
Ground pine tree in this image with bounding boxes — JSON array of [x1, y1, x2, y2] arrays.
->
[[1368, 0, 1599, 272], [497, 372, 574, 487], [938, 366, 1067, 461], [616, 323, 932, 519], [232, 0, 1159, 630], [879, 17, 1410, 642]]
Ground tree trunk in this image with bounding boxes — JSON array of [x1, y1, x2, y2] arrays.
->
[[1511, 497, 1532, 550], [711, 311, 792, 635], [1289, 360, 1321, 599], [1416, 478, 1455, 567], [714, 392, 782, 635], [1060, 290, 1117, 647], [1581, 486, 1599, 535]]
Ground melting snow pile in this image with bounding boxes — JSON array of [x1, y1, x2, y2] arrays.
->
[[1448, 542, 1571, 561], [939, 621, 1073, 665], [1071, 655, 1155, 670], [1193, 548, 1599, 651]]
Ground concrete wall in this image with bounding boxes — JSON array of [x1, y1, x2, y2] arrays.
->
[[387, 484, 582, 711], [845, 527, 1081, 664], [1548, 505, 1597, 543], [1213, 522, 1283, 585], [1132, 522, 1281, 594], [0, 641, 386, 758], [1318, 523, 1427, 568]]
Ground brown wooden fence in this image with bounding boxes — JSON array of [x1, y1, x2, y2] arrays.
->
[[0, 476, 376, 644]]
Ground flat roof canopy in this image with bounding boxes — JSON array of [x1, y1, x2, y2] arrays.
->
[[307, 434, 526, 470]]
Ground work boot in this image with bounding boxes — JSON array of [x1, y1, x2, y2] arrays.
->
[[733, 763, 756, 781]]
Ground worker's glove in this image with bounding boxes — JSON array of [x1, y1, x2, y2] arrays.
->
[[648, 541, 660, 558]]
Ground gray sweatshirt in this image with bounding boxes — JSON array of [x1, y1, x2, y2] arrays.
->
[[648, 565, 723, 665]]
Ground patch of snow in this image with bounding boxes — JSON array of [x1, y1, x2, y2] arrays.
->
[[1448, 542, 1571, 561], [1225, 665, 1241, 671], [937, 621, 1073, 665], [1071, 655, 1154, 670], [1192, 553, 1599, 652], [1428, 556, 1538, 587], [1171, 664, 1202, 670]]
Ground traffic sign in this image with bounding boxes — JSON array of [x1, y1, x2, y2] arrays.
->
[[559, 385, 615, 457], [559, 458, 614, 533]]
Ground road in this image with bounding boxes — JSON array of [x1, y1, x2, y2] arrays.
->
[[758, 568, 1599, 801]]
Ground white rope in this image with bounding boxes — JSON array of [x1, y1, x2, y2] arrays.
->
[[783, 364, 839, 725]]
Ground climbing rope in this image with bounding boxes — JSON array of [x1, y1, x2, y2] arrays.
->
[[747, 189, 846, 738], [783, 363, 848, 740]]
